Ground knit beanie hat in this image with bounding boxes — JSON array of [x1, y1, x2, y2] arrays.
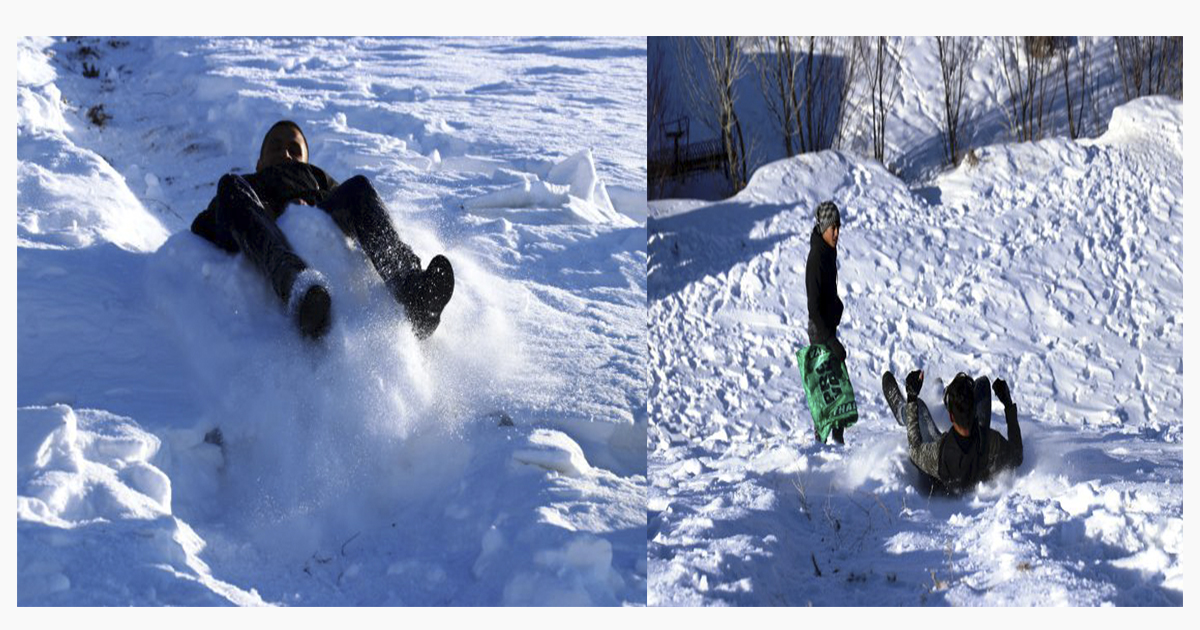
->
[[816, 201, 841, 234]]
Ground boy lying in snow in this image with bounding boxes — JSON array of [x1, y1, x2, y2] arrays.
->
[[191, 120, 454, 340], [881, 370, 1023, 494]]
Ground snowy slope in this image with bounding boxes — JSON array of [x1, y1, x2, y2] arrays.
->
[[18, 36, 647, 606], [647, 97, 1182, 605]]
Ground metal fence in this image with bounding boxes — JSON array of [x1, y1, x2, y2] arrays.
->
[[649, 137, 725, 182]]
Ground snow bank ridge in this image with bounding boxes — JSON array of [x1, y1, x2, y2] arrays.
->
[[17, 39, 168, 252], [1097, 96, 1183, 152]]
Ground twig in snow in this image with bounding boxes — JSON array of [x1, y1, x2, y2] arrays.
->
[[823, 485, 843, 547], [341, 531, 361, 557], [865, 490, 893, 525], [792, 471, 812, 521]]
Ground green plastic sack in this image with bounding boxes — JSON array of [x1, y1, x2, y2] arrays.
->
[[796, 344, 858, 442]]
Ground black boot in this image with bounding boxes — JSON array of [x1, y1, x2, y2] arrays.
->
[[832, 427, 845, 445], [388, 255, 454, 339], [288, 269, 332, 339]]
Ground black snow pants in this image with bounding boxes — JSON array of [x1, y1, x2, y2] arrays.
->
[[212, 173, 421, 304]]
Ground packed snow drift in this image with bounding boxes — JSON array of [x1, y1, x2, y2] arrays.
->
[[647, 94, 1182, 605], [18, 36, 647, 606]]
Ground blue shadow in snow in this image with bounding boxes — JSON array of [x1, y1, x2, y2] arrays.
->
[[648, 200, 799, 301]]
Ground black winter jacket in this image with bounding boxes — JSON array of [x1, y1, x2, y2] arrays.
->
[[191, 162, 339, 252], [906, 400, 1024, 494], [805, 227, 843, 345]]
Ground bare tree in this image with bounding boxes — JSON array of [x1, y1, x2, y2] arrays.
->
[[856, 36, 905, 164], [796, 36, 858, 154], [755, 36, 802, 158], [648, 38, 671, 146], [648, 37, 672, 197], [1115, 36, 1183, 101], [935, 36, 979, 165], [1057, 37, 1095, 140], [678, 36, 751, 192], [997, 36, 1060, 142]]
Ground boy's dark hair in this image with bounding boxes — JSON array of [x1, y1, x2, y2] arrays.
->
[[259, 120, 308, 159], [944, 373, 975, 430]]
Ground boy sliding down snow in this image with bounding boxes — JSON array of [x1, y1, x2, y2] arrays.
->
[[881, 370, 1023, 494], [191, 120, 454, 340]]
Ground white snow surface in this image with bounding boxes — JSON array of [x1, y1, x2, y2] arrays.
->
[[18, 36, 647, 606], [647, 96, 1182, 605]]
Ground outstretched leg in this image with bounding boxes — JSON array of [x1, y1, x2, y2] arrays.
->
[[883, 370, 940, 441], [916, 399, 941, 444], [214, 175, 330, 338], [318, 175, 453, 338], [318, 175, 420, 281]]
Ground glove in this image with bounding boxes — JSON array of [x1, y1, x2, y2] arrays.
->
[[905, 370, 924, 402], [827, 338, 847, 364], [993, 378, 1013, 408]]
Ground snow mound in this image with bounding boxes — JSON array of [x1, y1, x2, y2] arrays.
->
[[18, 135, 170, 252], [17, 405, 263, 606], [1095, 96, 1183, 152], [513, 429, 593, 477], [17, 41, 168, 252], [464, 150, 635, 226]]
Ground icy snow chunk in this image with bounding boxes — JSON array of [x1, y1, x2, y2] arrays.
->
[[1057, 481, 1099, 517], [547, 150, 611, 207], [18, 405, 264, 605], [17, 405, 79, 474], [18, 406, 170, 524], [118, 461, 172, 511], [512, 429, 592, 477], [466, 177, 570, 211], [463, 150, 634, 226]]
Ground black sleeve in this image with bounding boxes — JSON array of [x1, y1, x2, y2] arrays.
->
[[190, 196, 239, 253], [986, 403, 1023, 472], [1002, 403, 1023, 467], [320, 166, 339, 190]]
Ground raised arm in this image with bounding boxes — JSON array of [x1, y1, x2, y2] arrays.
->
[[987, 378, 1023, 472]]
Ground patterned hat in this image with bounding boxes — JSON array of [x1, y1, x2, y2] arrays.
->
[[816, 201, 840, 234]]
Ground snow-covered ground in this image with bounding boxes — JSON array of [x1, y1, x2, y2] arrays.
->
[[647, 96, 1182, 605], [18, 36, 647, 606]]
